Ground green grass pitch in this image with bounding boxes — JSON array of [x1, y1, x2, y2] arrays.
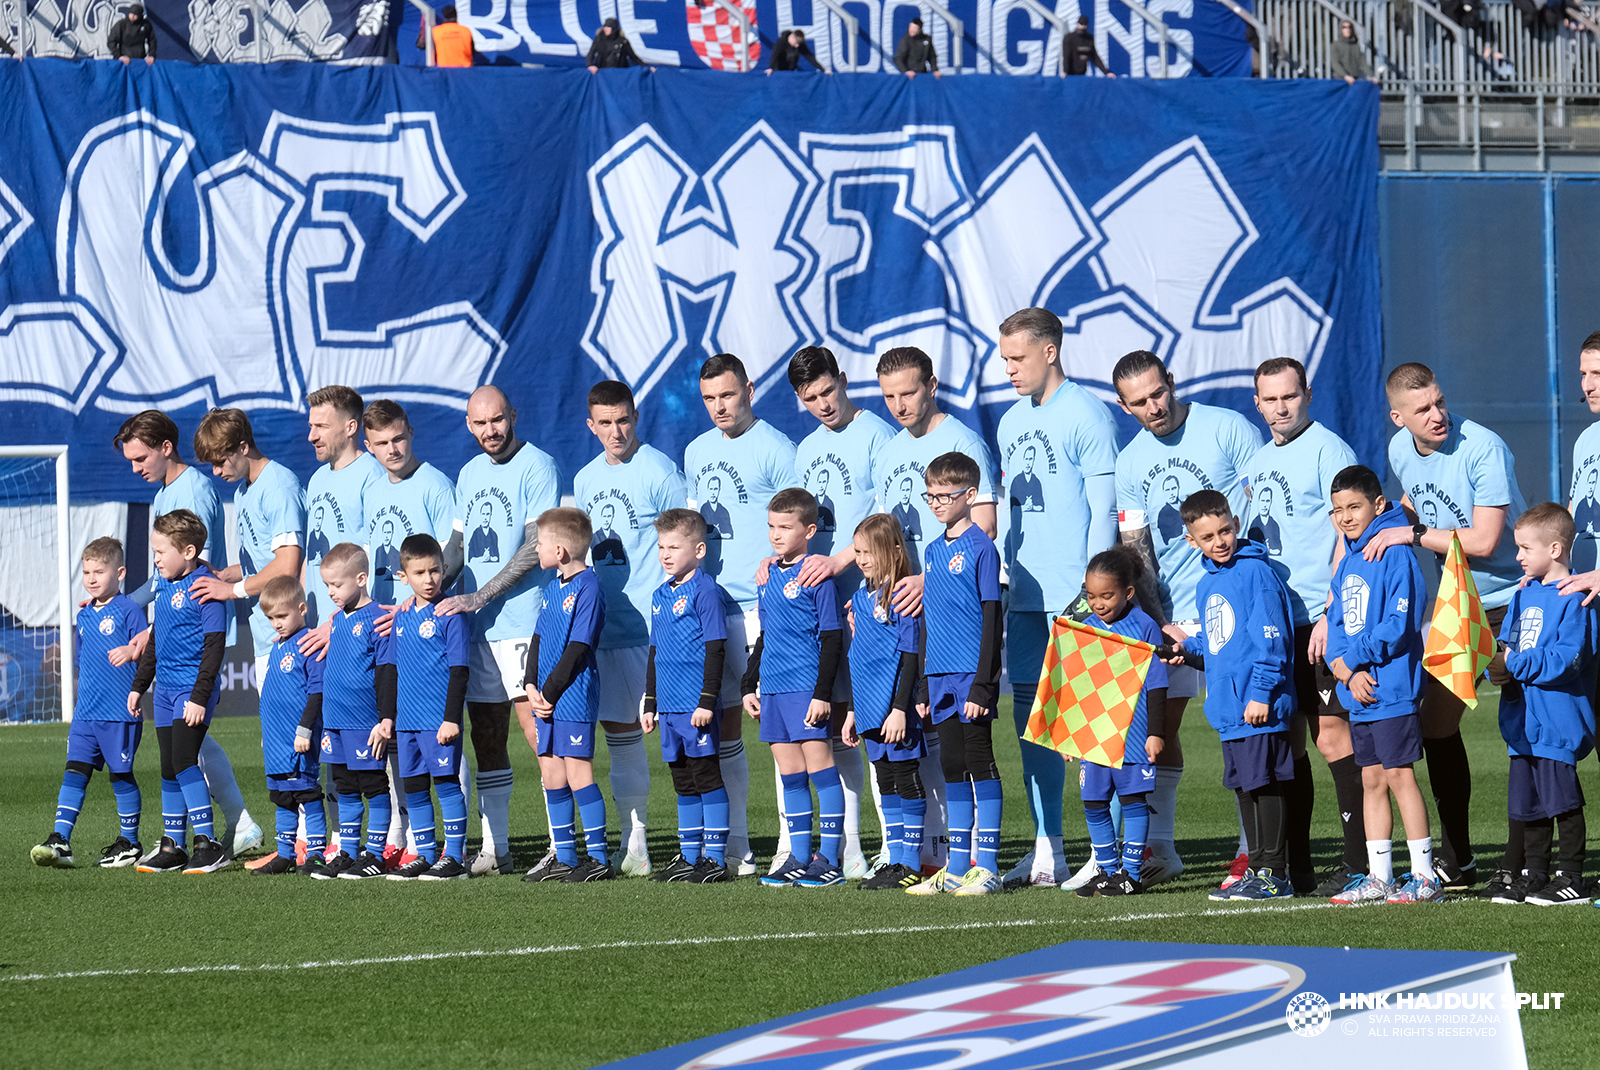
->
[[3, 693, 1594, 1069]]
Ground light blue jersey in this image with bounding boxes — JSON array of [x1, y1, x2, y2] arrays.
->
[[997, 381, 1119, 613], [1115, 403, 1262, 621], [365, 462, 457, 605], [573, 443, 686, 650], [684, 419, 798, 612], [152, 465, 228, 570], [1570, 420, 1600, 574], [1388, 418, 1525, 611], [1241, 422, 1357, 627], [455, 442, 560, 642], [235, 460, 307, 657], [795, 409, 895, 601], [304, 452, 384, 626], [875, 415, 997, 573]]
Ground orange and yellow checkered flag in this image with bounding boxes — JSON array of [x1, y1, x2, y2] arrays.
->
[[1423, 531, 1496, 708], [1024, 617, 1156, 769]]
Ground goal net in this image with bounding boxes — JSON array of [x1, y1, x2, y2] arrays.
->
[[0, 448, 72, 724]]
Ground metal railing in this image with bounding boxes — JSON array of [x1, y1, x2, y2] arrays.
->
[[1213, 0, 1274, 78], [708, 0, 754, 72], [925, 0, 964, 72], [814, 0, 860, 71]]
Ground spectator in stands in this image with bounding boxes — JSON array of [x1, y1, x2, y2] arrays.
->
[[1062, 16, 1114, 76], [894, 18, 940, 78], [1477, 41, 1518, 85], [417, 5, 475, 67], [107, 4, 156, 66], [588, 16, 646, 71], [1440, 0, 1485, 36], [768, 28, 827, 73], [1329, 21, 1379, 84]]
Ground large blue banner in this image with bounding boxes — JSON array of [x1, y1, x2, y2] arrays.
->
[[0, 62, 1379, 502], [397, 0, 1252, 77]]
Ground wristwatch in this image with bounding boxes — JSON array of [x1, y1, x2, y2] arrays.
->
[[1411, 522, 1427, 547]]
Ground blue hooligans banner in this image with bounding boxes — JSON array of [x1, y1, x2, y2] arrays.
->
[[0, 63, 1379, 501], [396, 0, 1252, 78]]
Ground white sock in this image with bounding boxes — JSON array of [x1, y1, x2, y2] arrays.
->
[[833, 737, 864, 860], [1150, 766, 1182, 846], [1407, 837, 1435, 882], [1235, 793, 1249, 855], [720, 736, 750, 861], [868, 758, 888, 858], [1034, 834, 1063, 875], [604, 728, 651, 856], [197, 734, 247, 832], [1367, 839, 1394, 885], [476, 768, 513, 857], [919, 742, 948, 868], [385, 750, 405, 848], [772, 754, 790, 859]]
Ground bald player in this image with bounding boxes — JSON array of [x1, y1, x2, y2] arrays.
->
[[431, 386, 560, 877]]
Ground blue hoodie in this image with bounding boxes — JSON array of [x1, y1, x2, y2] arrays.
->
[[1324, 503, 1426, 723], [1177, 538, 1295, 740], [1499, 579, 1598, 765]]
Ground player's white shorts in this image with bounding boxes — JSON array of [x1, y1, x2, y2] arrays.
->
[[1165, 619, 1201, 700], [596, 645, 647, 725], [718, 608, 761, 710], [467, 638, 531, 704]]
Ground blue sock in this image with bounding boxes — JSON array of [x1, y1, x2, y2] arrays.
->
[[302, 798, 327, 853], [546, 786, 577, 865], [574, 783, 609, 864], [879, 790, 904, 868], [1013, 700, 1066, 840], [436, 779, 467, 862], [946, 779, 974, 874], [676, 794, 704, 863], [111, 776, 141, 845], [337, 792, 363, 855], [54, 769, 89, 840], [1110, 793, 1125, 837], [1121, 797, 1150, 880], [973, 778, 1003, 873], [274, 806, 297, 859], [365, 792, 391, 857], [701, 787, 729, 865], [162, 777, 186, 843], [406, 790, 438, 863], [175, 765, 214, 841], [781, 771, 813, 863], [1084, 803, 1120, 869], [900, 796, 926, 870], [811, 766, 843, 866]]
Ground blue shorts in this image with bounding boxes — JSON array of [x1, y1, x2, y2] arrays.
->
[[151, 685, 218, 729], [320, 726, 385, 771], [1351, 714, 1423, 770], [1080, 757, 1159, 801], [928, 673, 993, 725], [861, 714, 928, 763], [758, 691, 828, 745], [660, 711, 721, 762], [399, 728, 463, 780], [1220, 732, 1294, 791], [536, 716, 597, 759], [66, 718, 142, 774], [1508, 755, 1586, 821]]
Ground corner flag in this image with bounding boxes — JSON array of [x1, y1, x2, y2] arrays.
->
[[1423, 531, 1496, 708], [1025, 617, 1156, 769]]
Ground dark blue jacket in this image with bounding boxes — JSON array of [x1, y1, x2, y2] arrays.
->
[[1325, 503, 1426, 722], [1178, 539, 1295, 740], [1499, 579, 1598, 765]]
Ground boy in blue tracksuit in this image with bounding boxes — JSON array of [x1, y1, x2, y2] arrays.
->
[[1323, 465, 1438, 905], [255, 575, 329, 876], [1163, 489, 1296, 900], [1493, 502, 1596, 906]]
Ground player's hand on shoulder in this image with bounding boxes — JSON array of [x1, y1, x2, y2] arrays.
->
[[433, 595, 468, 618], [891, 573, 925, 616], [1557, 569, 1600, 605], [108, 644, 135, 667], [298, 621, 332, 659], [742, 693, 761, 718], [1362, 523, 1410, 562], [798, 554, 840, 586], [374, 606, 398, 637], [755, 555, 779, 585]]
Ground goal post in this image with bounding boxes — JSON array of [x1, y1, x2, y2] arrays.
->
[[0, 445, 72, 724]]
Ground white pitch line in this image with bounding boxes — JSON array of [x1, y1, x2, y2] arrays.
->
[[2, 901, 1336, 984]]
